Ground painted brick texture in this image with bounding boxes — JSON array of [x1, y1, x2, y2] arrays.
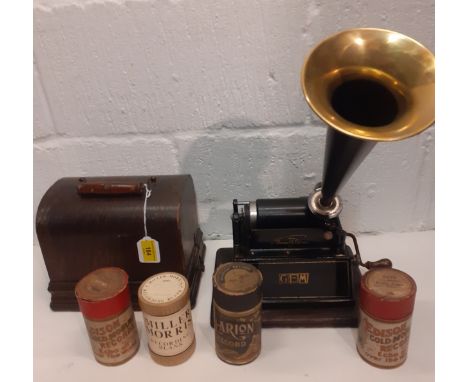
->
[[34, 0, 435, 238]]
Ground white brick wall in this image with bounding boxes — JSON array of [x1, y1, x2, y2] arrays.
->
[[33, 0, 435, 239]]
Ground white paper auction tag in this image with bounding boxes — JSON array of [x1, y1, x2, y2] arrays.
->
[[137, 236, 161, 263]]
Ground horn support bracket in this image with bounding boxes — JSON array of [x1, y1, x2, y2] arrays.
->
[[308, 190, 342, 218]]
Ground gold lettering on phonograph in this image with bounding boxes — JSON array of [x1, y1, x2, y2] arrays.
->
[[278, 273, 310, 285]]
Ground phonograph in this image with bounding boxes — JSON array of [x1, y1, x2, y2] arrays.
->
[[212, 28, 435, 327]]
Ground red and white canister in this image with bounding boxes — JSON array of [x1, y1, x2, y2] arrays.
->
[[357, 267, 416, 368], [75, 267, 140, 366]]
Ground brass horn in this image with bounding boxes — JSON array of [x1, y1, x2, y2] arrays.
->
[[301, 28, 435, 217]]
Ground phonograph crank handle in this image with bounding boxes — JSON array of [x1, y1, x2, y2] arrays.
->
[[345, 231, 392, 269]]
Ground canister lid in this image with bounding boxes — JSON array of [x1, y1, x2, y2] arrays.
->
[[138, 272, 190, 316], [213, 262, 263, 312], [360, 267, 416, 321], [75, 267, 131, 320]]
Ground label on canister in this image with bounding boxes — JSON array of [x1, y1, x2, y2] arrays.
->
[[212, 262, 263, 365], [357, 310, 411, 368], [84, 306, 139, 365], [143, 301, 195, 357], [140, 273, 186, 304], [214, 304, 261, 364]]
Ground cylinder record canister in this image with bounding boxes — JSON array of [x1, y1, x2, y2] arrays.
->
[[357, 267, 416, 368], [75, 267, 140, 366], [138, 272, 196, 366], [213, 262, 263, 365]]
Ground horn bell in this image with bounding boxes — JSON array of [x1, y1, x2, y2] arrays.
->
[[301, 28, 435, 141], [301, 28, 435, 213]]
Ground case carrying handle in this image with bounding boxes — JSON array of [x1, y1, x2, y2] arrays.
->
[[77, 181, 144, 196]]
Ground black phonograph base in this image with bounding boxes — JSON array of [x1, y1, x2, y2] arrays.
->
[[209, 197, 363, 328], [211, 247, 361, 328]]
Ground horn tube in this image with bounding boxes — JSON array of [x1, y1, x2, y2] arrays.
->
[[301, 28, 435, 216]]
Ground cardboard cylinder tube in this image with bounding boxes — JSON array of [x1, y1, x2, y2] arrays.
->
[[357, 267, 416, 368], [138, 272, 196, 366], [75, 267, 140, 366]]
